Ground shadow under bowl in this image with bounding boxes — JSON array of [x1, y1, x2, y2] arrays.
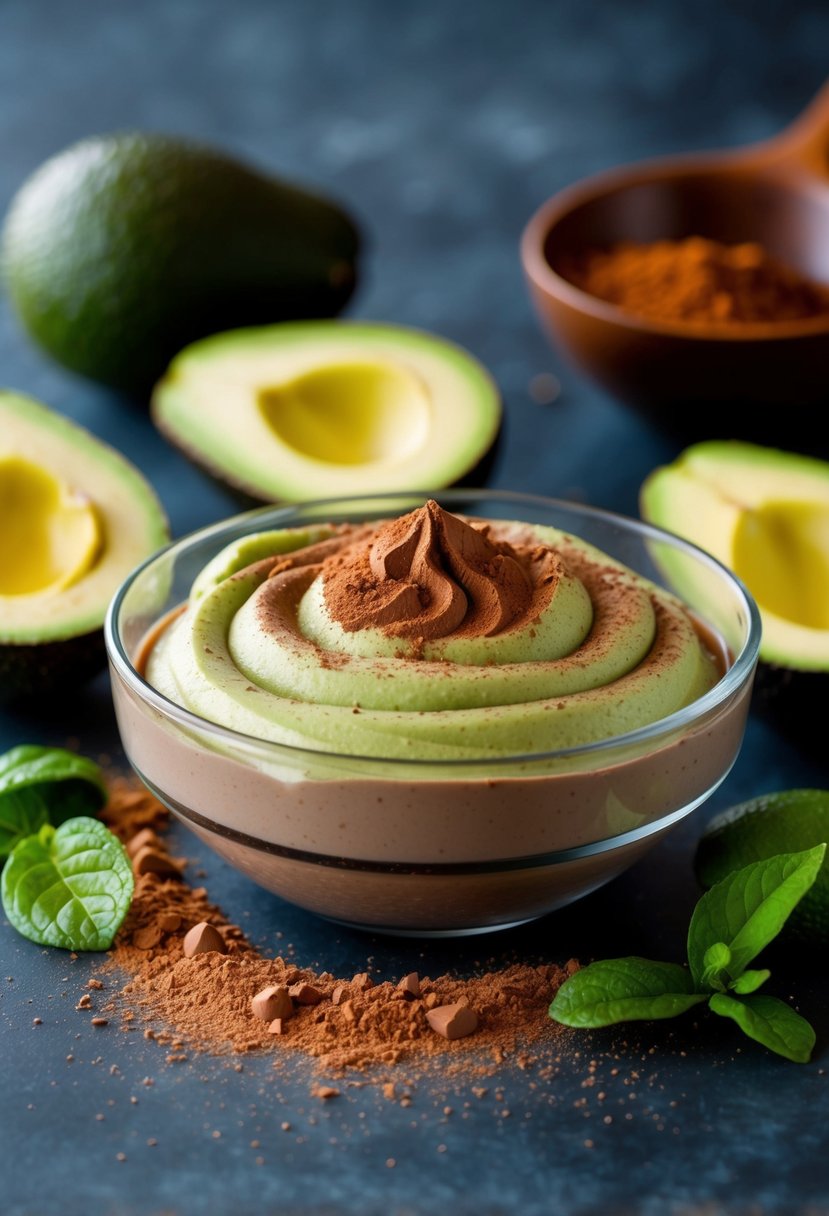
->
[[104, 489, 761, 936]]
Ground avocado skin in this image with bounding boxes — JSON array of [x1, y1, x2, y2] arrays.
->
[[1, 132, 361, 396], [0, 632, 107, 707]]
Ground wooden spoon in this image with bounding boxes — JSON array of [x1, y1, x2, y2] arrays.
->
[[520, 80, 829, 442]]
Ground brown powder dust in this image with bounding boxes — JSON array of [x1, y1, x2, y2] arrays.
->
[[322, 501, 542, 642], [97, 776, 578, 1086], [561, 236, 829, 325]]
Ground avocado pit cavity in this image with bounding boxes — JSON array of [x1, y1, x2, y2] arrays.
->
[[0, 455, 101, 597], [731, 500, 829, 630], [258, 360, 431, 465]]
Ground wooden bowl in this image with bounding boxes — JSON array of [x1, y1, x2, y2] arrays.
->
[[520, 81, 829, 443]]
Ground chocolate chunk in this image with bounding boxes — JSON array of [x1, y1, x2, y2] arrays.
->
[[268, 1018, 285, 1035], [158, 912, 182, 933], [397, 972, 421, 999], [182, 922, 227, 957], [351, 972, 373, 991], [132, 846, 182, 878], [289, 983, 323, 1006], [426, 1003, 479, 1040], [251, 985, 294, 1022], [133, 925, 162, 951], [331, 985, 346, 1006], [126, 828, 162, 859]]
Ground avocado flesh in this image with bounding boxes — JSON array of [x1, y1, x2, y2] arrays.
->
[[1, 133, 360, 394], [0, 392, 169, 700], [151, 321, 502, 503], [0, 457, 101, 596], [259, 361, 432, 465], [639, 440, 829, 672]]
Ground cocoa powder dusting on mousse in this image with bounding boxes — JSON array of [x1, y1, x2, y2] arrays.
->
[[322, 500, 555, 641], [96, 776, 578, 1090]]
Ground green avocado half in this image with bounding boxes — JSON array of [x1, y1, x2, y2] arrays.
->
[[1, 132, 360, 395], [0, 392, 169, 703], [639, 439, 829, 742], [151, 320, 503, 503]]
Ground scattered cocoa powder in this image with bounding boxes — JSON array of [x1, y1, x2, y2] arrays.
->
[[100, 776, 170, 840], [96, 775, 578, 1089]]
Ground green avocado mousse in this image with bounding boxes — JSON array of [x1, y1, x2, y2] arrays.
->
[[143, 500, 724, 761], [110, 491, 758, 932]]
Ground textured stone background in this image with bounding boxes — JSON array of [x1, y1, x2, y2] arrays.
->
[[1, 3, 828, 1213]]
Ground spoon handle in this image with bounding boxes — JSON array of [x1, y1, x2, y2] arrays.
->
[[757, 78, 829, 179]]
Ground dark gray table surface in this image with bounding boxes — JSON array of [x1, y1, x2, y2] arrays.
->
[[2, 3, 829, 1214]]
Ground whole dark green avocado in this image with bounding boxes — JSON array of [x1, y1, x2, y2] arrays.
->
[[0, 132, 361, 395]]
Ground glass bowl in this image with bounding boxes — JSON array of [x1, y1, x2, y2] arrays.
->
[[104, 489, 761, 937]]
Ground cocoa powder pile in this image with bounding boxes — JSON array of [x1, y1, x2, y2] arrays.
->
[[98, 776, 578, 1085], [561, 235, 829, 325], [322, 500, 537, 642]]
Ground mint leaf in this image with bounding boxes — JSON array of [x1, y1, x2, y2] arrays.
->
[[730, 969, 770, 995], [709, 993, 816, 1064], [700, 942, 731, 992], [548, 849, 817, 1062], [0, 789, 53, 858], [0, 745, 106, 795], [1, 816, 133, 951], [549, 958, 707, 1028], [687, 845, 826, 986], [0, 746, 106, 859]]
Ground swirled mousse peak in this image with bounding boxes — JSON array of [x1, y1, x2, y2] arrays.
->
[[322, 500, 543, 640], [144, 506, 727, 762]]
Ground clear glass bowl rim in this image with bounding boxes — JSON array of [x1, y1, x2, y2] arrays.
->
[[104, 486, 763, 771]]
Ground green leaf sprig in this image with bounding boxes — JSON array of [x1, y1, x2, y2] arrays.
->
[[0, 745, 133, 951], [0, 745, 107, 859], [549, 845, 825, 1063], [2, 817, 133, 951]]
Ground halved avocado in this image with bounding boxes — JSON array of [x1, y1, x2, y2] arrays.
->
[[0, 392, 169, 703], [639, 440, 829, 742], [150, 321, 502, 502]]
